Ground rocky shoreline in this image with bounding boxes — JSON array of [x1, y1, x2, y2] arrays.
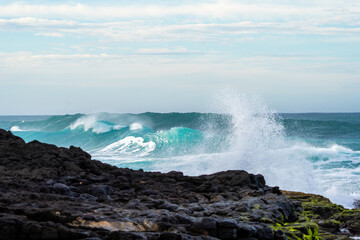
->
[[0, 129, 358, 240]]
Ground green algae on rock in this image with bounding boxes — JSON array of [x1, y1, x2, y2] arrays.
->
[[283, 191, 359, 240]]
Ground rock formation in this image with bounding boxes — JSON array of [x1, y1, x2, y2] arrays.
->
[[0, 129, 356, 239]]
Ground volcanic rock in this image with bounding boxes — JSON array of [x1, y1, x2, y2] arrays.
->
[[0, 129, 326, 239]]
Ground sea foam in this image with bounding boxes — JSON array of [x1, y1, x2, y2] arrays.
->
[[70, 114, 121, 133], [98, 136, 156, 157], [154, 91, 317, 194], [10, 126, 23, 132], [3, 94, 360, 208]]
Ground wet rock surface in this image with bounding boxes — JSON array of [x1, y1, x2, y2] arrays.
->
[[0, 129, 326, 239]]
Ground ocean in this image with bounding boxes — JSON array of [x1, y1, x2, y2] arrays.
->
[[1, 97, 359, 208]]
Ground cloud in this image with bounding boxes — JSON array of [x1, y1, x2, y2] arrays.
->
[[1, 17, 360, 44], [0, 1, 359, 23], [0, 51, 358, 74], [136, 47, 203, 55], [34, 32, 64, 37], [0, 2, 317, 19], [0, 1, 359, 44]]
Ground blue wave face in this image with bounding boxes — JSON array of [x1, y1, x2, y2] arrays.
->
[[2, 112, 360, 153], [1, 113, 231, 157], [1, 111, 360, 208]]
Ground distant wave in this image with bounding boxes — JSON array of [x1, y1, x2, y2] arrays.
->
[[1, 94, 360, 208], [10, 126, 25, 132], [70, 114, 124, 133]]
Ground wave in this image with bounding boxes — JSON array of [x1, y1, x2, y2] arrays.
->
[[98, 136, 156, 157], [70, 114, 124, 133], [1, 94, 360, 208], [282, 118, 360, 142], [10, 126, 25, 132]]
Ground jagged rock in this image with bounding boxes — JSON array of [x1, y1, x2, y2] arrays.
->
[[52, 183, 72, 196], [0, 129, 339, 239]]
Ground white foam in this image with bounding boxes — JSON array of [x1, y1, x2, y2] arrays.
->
[[213, 91, 316, 193], [71, 115, 97, 131], [152, 91, 318, 201], [70, 115, 115, 133], [113, 125, 123, 130], [85, 91, 360, 208], [10, 126, 24, 132], [98, 136, 155, 157], [152, 91, 360, 208], [130, 123, 142, 131]]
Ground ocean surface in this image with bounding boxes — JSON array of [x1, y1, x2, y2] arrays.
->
[[1, 98, 359, 208]]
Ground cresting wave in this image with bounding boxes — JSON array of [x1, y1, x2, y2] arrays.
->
[[1, 94, 360, 208]]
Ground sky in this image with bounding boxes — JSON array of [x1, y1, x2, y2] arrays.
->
[[0, 0, 360, 114]]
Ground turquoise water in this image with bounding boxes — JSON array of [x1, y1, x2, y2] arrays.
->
[[1, 111, 360, 208]]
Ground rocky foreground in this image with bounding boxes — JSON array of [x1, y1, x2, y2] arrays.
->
[[0, 129, 358, 240]]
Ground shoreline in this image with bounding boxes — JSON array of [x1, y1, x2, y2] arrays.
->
[[0, 129, 358, 240]]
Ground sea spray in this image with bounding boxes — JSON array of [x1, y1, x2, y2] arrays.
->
[[153, 91, 317, 194], [1, 100, 360, 208], [217, 91, 316, 190], [212, 92, 360, 207]]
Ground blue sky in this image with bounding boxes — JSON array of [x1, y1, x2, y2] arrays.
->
[[0, 0, 360, 114]]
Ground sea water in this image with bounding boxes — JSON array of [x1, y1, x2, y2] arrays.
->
[[1, 94, 359, 208]]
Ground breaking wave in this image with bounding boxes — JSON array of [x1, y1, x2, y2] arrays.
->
[[1, 92, 360, 208]]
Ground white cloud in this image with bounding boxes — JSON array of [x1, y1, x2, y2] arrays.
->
[[136, 47, 202, 55], [34, 32, 64, 37], [0, 1, 359, 44], [1, 50, 359, 113], [0, 2, 315, 19], [0, 1, 359, 23], [0, 51, 358, 74], [1, 1, 360, 113], [1, 17, 360, 44]]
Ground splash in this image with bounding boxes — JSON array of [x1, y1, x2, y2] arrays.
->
[[2, 96, 360, 208], [130, 123, 142, 131], [154, 91, 316, 194]]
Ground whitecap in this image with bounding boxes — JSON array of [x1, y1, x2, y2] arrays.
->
[[70, 115, 115, 133], [98, 136, 155, 157], [130, 123, 142, 131], [10, 126, 24, 132]]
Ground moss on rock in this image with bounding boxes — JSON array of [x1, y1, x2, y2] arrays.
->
[[333, 209, 360, 234], [283, 191, 359, 240], [270, 211, 321, 240]]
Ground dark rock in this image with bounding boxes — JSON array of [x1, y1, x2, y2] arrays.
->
[[237, 222, 257, 238], [41, 226, 58, 239], [218, 219, 238, 228], [353, 199, 360, 209], [254, 225, 274, 239], [193, 217, 217, 230], [79, 193, 97, 202], [272, 186, 281, 195], [90, 184, 113, 197], [52, 183, 72, 196], [0, 129, 329, 240], [107, 231, 147, 240], [218, 219, 238, 239], [159, 232, 182, 240]]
